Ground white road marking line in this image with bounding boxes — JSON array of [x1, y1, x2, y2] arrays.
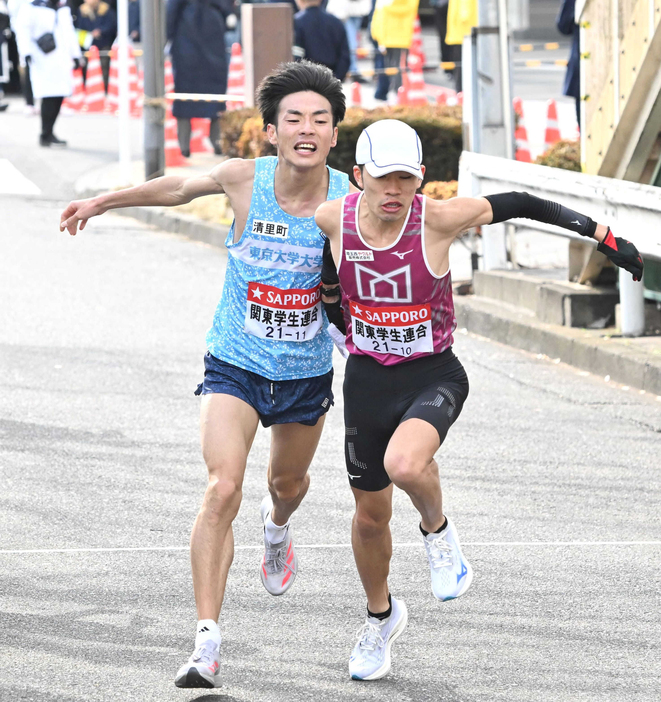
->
[[1, 541, 660, 555], [0, 158, 41, 195]]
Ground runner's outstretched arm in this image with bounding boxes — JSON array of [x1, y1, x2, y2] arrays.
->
[[429, 191, 644, 281], [59, 158, 253, 236]]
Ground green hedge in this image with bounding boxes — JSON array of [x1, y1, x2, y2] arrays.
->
[[220, 105, 463, 183], [327, 106, 463, 184], [535, 139, 581, 171]]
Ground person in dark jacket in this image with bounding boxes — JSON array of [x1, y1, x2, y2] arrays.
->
[[128, 0, 139, 41], [556, 0, 580, 131], [74, 0, 116, 50], [167, 0, 232, 156], [293, 0, 350, 82], [74, 0, 116, 90]]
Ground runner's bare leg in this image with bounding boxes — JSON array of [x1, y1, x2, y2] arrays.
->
[[351, 484, 393, 613], [268, 416, 326, 526], [191, 393, 260, 621], [384, 418, 444, 533]]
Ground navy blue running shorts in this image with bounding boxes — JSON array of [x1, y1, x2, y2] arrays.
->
[[343, 348, 469, 491], [195, 352, 334, 428]]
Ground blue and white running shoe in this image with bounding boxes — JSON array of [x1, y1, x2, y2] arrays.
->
[[422, 517, 473, 601], [349, 597, 408, 681]]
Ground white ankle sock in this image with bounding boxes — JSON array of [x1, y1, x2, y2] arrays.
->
[[196, 619, 221, 647], [265, 512, 289, 544]]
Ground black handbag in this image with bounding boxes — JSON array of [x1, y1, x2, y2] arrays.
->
[[36, 31, 56, 53], [36, 8, 58, 54]]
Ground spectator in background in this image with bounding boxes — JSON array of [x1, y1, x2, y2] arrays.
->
[[293, 0, 350, 82], [14, 0, 81, 145], [327, 0, 371, 82], [370, 0, 419, 100], [167, 0, 233, 157], [368, 0, 389, 101], [223, 0, 239, 64], [74, 0, 116, 90], [128, 0, 139, 42], [8, 0, 37, 113], [431, 0, 461, 91], [556, 0, 580, 130], [445, 0, 476, 93], [0, 0, 10, 110]]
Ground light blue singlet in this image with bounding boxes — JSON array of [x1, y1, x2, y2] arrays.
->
[[206, 156, 350, 381]]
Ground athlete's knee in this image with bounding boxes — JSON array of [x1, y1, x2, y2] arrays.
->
[[202, 476, 243, 523], [269, 471, 309, 505], [384, 450, 432, 489], [353, 498, 391, 540]]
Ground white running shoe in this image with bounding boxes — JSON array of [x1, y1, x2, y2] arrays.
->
[[349, 597, 408, 681], [259, 495, 298, 596], [174, 638, 221, 688], [423, 516, 473, 601]]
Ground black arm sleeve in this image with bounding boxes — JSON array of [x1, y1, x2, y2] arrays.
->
[[320, 237, 346, 333], [484, 191, 597, 238], [321, 237, 339, 285]]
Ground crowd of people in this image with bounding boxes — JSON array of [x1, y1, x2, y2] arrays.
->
[[0, 0, 463, 149]]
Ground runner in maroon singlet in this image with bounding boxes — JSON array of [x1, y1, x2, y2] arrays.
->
[[315, 119, 643, 681]]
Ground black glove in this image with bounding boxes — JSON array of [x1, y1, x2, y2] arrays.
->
[[597, 228, 644, 282], [73, 58, 81, 70], [25, 55, 31, 65]]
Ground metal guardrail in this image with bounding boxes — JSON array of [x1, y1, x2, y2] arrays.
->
[[458, 151, 661, 263], [458, 150, 661, 336]]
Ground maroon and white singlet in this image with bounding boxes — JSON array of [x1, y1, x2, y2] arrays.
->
[[338, 192, 456, 366]]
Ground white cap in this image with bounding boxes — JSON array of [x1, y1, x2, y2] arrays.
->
[[355, 119, 423, 179]]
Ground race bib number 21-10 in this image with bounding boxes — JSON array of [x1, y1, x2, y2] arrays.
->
[[350, 300, 433, 357], [244, 282, 322, 342]]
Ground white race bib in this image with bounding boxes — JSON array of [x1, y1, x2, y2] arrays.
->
[[349, 300, 433, 357], [244, 282, 322, 342]]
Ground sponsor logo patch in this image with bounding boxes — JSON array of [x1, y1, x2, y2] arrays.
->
[[345, 249, 374, 262]]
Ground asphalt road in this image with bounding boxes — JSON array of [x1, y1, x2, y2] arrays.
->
[[1, 193, 661, 702]]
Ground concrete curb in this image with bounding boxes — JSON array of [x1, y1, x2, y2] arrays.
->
[[115, 206, 230, 249], [455, 295, 661, 395]]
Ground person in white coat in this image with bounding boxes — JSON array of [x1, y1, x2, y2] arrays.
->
[[327, 0, 372, 81], [15, 0, 81, 146]]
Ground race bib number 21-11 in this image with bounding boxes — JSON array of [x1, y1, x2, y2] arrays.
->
[[244, 282, 322, 342]]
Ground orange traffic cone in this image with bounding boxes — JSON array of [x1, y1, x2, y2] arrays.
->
[[351, 81, 362, 107], [105, 47, 119, 115], [397, 85, 408, 106], [62, 67, 85, 113], [129, 48, 142, 117], [406, 53, 427, 106], [82, 46, 105, 113], [436, 92, 447, 106], [544, 98, 561, 151], [457, 91, 464, 106], [227, 43, 244, 110], [190, 118, 212, 154], [513, 97, 531, 162], [165, 107, 187, 167], [411, 16, 426, 64]]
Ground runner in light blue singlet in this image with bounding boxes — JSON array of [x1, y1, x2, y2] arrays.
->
[[206, 155, 350, 381]]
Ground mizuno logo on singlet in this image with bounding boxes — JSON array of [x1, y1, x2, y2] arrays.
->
[[391, 249, 414, 260]]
